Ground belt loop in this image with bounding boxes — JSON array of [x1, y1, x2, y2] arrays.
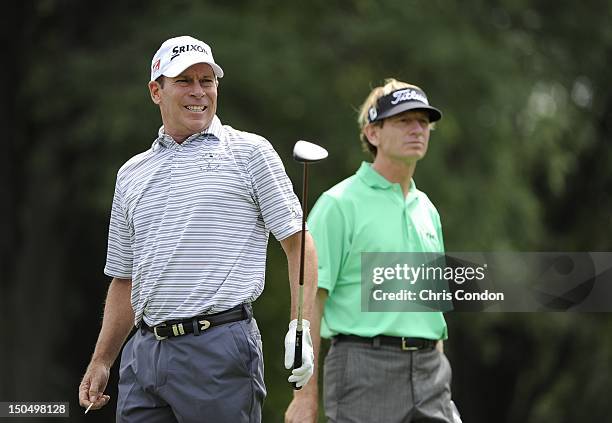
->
[[243, 303, 253, 322], [373, 336, 381, 349], [192, 318, 201, 336]]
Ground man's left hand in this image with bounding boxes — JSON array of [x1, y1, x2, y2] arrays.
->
[[285, 392, 318, 423], [284, 319, 314, 388]]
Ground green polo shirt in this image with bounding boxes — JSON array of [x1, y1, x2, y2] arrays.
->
[[308, 162, 448, 340]]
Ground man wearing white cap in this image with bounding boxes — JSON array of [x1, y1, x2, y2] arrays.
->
[[78, 36, 317, 422]]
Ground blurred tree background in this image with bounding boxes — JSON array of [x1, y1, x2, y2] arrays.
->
[[1, 0, 611, 421]]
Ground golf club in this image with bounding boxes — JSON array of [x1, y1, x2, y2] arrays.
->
[[291, 140, 328, 390]]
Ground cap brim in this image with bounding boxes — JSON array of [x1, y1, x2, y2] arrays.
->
[[163, 56, 224, 79], [377, 101, 442, 122]]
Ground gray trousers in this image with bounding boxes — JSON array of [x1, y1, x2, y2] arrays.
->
[[324, 339, 459, 423], [116, 311, 265, 422]]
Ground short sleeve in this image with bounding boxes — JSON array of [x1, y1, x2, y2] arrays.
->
[[104, 179, 134, 278], [307, 193, 349, 294], [247, 139, 302, 241]]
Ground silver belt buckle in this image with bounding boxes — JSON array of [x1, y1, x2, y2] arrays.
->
[[153, 324, 168, 341], [199, 319, 211, 331], [401, 337, 419, 351]]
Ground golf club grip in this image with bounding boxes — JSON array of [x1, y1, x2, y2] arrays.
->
[[292, 328, 303, 390]]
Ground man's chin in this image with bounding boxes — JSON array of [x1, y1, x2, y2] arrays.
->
[[186, 119, 212, 133], [402, 150, 426, 160]]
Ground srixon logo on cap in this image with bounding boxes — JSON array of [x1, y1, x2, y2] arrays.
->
[[390, 89, 429, 105], [171, 44, 210, 61]]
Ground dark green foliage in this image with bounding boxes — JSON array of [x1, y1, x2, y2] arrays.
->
[[2, 1, 612, 421]]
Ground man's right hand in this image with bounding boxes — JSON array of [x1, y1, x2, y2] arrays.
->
[[285, 392, 318, 423], [78, 362, 111, 412], [78, 278, 134, 413]]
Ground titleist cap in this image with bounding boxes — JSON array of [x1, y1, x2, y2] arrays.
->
[[150, 35, 224, 82], [368, 87, 442, 123]]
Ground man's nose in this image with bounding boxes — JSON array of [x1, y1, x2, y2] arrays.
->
[[408, 120, 424, 133], [191, 82, 205, 97]]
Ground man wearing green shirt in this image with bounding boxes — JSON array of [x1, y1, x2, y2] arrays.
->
[[286, 79, 460, 422]]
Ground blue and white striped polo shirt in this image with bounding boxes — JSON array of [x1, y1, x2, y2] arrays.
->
[[104, 116, 303, 326]]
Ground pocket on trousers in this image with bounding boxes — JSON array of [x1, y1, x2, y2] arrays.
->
[[323, 343, 349, 421], [228, 323, 251, 375], [237, 320, 266, 420], [118, 335, 136, 383], [241, 320, 265, 379]]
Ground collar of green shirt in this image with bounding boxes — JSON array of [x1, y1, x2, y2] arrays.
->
[[356, 162, 419, 204]]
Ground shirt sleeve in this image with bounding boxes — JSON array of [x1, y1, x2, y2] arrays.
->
[[307, 193, 349, 294], [247, 138, 303, 241], [104, 178, 134, 278]]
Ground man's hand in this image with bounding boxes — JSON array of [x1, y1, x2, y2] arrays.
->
[[78, 362, 111, 412], [285, 392, 318, 423], [284, 319, 314, 388], [77, 278, 134, 413]]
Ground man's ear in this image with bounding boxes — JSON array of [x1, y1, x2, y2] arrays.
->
[[148, 81, 161, 105], [363, 123, 380, 147]]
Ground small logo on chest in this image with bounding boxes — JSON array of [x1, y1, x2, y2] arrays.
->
[[200, 152, 220, 172]]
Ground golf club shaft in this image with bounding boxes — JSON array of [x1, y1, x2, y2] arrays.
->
[[292, 163, 308, 390]]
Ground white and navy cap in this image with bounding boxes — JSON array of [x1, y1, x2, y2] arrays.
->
[[368, 87, 442, 123], [150, 35, 224, 82]]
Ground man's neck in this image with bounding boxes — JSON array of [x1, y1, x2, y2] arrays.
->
[[372, 156, 417, 197], [163, 125, 209, 145], [162, 129, 191, 144]]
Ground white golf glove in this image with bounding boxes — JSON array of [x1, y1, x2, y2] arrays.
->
[[284, 319, 314, 388]]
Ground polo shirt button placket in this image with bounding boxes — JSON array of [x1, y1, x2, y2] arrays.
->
[[391, 185, 402, 207], [171, 145, 179, 188]]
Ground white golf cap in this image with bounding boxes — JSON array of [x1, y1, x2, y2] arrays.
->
[[150, 35, 224, 82]]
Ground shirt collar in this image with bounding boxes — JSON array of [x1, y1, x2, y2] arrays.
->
[[152, 115, 225, 149], [356, 161, 418, 197]]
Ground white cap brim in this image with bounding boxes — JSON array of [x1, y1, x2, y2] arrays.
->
[[162, 55, 224, 79]]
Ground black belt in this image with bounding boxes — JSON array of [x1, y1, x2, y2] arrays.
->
[[334, 334, 437, 351], [142, 304, 248, 340]]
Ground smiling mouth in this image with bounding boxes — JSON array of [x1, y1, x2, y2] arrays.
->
[[185, 105, 207, 112]]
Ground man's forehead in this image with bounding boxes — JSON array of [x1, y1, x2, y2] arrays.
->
[[175, 63, 215, 78], [389, 109, 430, 120]]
